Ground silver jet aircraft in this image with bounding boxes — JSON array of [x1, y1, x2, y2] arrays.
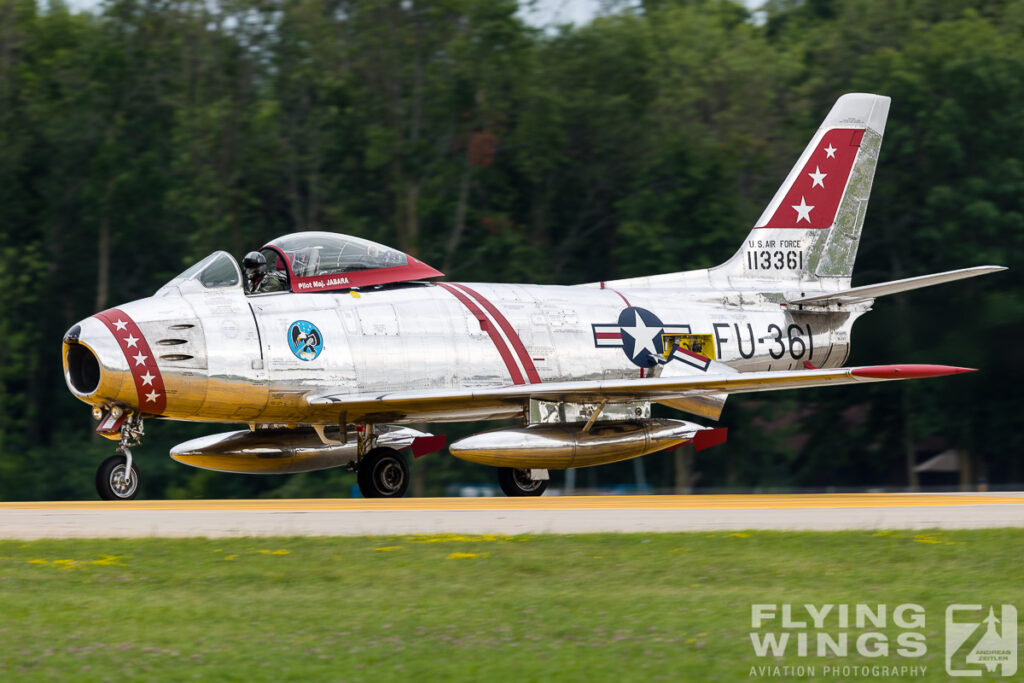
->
[[63, 93, 1003, 499]]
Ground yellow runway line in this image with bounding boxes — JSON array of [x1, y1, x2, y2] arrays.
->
[[1, 493, 1022, 512]]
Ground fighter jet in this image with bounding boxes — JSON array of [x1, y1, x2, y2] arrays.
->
[[63, 93, 1003, 500]]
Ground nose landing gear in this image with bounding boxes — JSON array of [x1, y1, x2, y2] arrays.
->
[[96, 411, 144, 501]]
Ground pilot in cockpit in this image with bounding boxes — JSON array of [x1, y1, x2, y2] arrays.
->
[[242, 251, 287, 294]]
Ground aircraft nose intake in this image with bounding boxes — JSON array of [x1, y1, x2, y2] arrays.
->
[[62, 314, 137, 408], [65, 330, 101, 394], [63, 323, 105, 396]]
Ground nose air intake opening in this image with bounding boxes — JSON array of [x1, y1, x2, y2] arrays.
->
[[67, 342, 101, 394]]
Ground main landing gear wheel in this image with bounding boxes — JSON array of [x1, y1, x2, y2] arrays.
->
[[96, 454, 140, 500], [357, 447, 410, 498], [498, 467, 548, 497]]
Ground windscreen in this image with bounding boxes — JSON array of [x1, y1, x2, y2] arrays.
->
[[161, 251, 241, 290], [198, 252, 241, 288]]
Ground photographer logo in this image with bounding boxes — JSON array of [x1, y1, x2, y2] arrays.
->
[[946, 605, 1017, 677]]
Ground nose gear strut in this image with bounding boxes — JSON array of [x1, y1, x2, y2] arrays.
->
[[116, 413, 144, 484]]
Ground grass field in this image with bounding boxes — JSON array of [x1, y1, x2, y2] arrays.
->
[[1, 530, 1022, 681]]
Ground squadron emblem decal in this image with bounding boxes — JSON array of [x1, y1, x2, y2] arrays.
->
[[288, 320, 323, 361], [592, 307, 711, 371]]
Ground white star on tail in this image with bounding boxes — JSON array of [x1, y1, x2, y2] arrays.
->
[[793, 196, 814, 223], [620, 311, 662, 362], [808, 166, 827, 188], [123, 334, 139, 348], [113, 319, 129, 331], [140, 371, 155, 386], [132, 352, 148, 367], [145, 390, 161, 403], [824, 144, 837, 159]]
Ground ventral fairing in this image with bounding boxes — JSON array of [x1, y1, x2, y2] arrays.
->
[[63, 94, 1003, 500]]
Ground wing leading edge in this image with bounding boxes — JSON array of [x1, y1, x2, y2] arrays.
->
[[305, 364, 973, 424]]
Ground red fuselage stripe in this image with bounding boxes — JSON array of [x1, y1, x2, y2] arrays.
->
[[451, 283, 542, 384], [436, 283, 526, 385], [93, 308, 167, 415], [605, 287, 631, 307]]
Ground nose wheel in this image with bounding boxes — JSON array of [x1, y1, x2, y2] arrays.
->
[[96, 454, 141, 500]]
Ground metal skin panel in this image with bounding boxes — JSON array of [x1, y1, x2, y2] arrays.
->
[[191, 289, 267, 421], [60, 93, 1002, 480], [107, 273, 271, 422]]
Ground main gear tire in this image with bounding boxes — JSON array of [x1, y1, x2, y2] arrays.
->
[[497, 467, 549, 497], [357, 447, 410, 498]]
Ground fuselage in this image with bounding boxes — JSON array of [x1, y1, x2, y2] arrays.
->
[[64, 272, 864, 426]]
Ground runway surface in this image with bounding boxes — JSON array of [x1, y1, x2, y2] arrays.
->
[[1, 493, 1023, 538]]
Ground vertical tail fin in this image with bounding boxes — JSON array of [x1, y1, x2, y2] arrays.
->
[[716, 93, 890, 289]]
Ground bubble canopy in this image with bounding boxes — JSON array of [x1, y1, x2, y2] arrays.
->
[[261, 231, 444, 293]]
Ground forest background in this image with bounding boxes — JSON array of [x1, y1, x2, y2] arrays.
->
[[1, 0, 1022, 499]]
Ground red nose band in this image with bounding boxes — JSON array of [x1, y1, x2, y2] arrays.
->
[[94, 308, 167, 415]]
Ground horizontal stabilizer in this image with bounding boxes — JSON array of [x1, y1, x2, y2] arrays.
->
[[785, 266, 1006, 307]]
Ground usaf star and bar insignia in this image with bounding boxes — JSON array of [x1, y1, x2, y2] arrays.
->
[[592, 306, 712, 371]]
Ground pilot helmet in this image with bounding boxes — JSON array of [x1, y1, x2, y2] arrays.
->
[[242, 251, 268, 289], [243, 251, 267, 274]]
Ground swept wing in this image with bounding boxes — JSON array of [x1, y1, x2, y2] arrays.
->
[[306, 364, 972, 424]]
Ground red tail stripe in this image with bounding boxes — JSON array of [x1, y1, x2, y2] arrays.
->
[[451, 283, 542, 384], [436, 283, 525, 385], [761, 127, 861, 229]]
